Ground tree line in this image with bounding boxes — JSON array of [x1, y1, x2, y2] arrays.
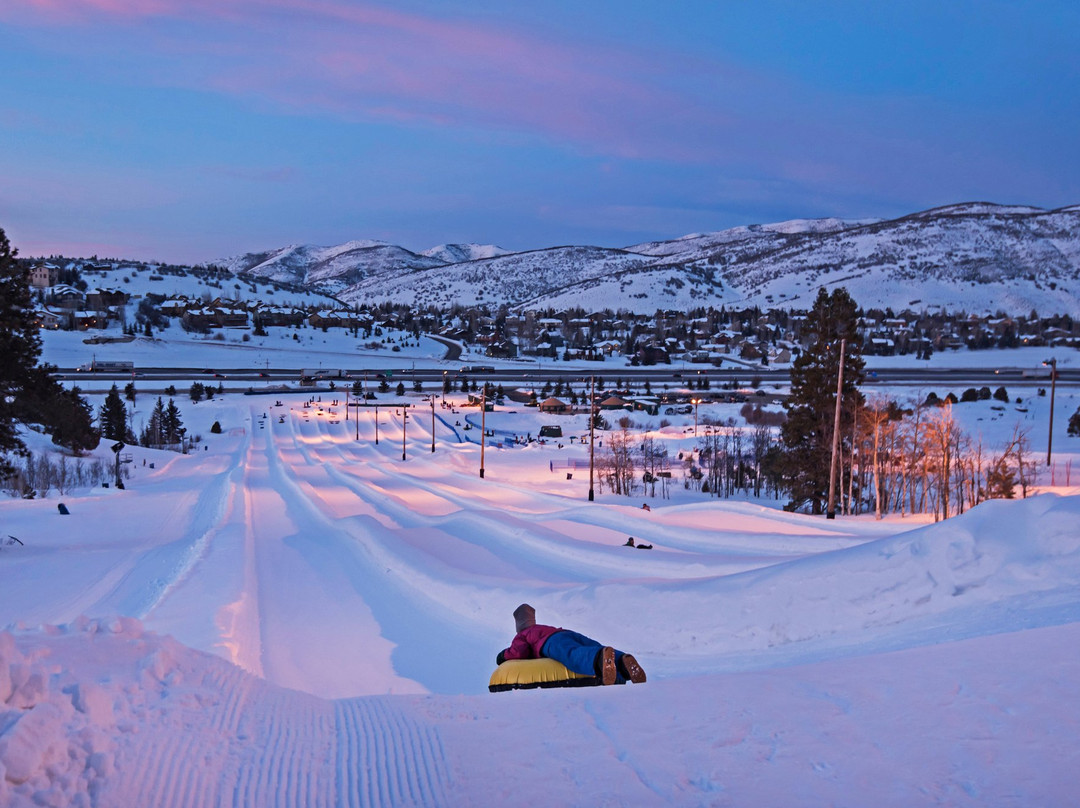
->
[[596, 287, 1048, 521]]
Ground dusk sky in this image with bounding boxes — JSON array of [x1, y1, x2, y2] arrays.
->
[[2, 1, 1078, 264]]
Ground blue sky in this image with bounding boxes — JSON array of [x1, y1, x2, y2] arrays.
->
[[2, 0, 1077, 263]]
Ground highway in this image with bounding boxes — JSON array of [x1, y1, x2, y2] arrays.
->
[[53, 364, 1080, 390]]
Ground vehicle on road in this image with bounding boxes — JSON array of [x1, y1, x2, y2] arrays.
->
[[77, 360, 134, 373]]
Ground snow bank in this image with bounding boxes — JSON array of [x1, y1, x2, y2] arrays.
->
[[0, 619, 136, 807]]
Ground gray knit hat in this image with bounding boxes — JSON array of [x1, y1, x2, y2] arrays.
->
[[513, 603, 536, 632]]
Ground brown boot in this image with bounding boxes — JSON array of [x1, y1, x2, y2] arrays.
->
[[618, 654, 646, 684], [598, 646, 617, 686]]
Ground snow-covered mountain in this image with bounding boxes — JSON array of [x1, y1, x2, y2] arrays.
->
[[420, 243, 509, 264], [223, 204, 1080, 315], [220, 240, 446, 296]]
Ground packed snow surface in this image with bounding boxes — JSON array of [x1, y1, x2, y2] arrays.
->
[[2, 394, 1079, 806]]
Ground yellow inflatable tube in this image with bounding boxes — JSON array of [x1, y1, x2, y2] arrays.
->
[[488, 658, 601, 692]]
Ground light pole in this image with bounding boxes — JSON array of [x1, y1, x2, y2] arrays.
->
[[479, 383, 487, 478], [374, 404, 379, 445], [402, 404, 407, 461], [1044, 358, 1057, 466], [691, 398, 701, 438], [588, 374, 596, 501], [826, 338, 847, 520], [111, 442, 125, 490], [431, 395, 436, 453]]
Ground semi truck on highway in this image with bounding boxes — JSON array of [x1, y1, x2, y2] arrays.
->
[[299, 369, 349, 383], [77, 360, 135, 373]]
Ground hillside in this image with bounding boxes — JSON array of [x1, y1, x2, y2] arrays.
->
[[220, 203, 1080, 315]]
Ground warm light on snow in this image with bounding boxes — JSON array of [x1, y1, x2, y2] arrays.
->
[[2, 391, 1079, 805]]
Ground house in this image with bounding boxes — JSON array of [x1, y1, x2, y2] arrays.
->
[[72, 310, 102, 330], [631, 398, 660, 416], [310, 309, 361, 329], [634, 345, 670, 365], [32, 308, 63, 330], [29, 264, 60, 289], [49, 285, 84, 309], [538, 397, 569, 414], [865, 337, 896, 356], [85, 288, 130, 310], [216, 306, 249, 328], [253, 304, 306, 328], [485, 338, 518, 359], [160, 298, 192, 316], [770, 347, 793, 364], [182, 307, 218, 330]]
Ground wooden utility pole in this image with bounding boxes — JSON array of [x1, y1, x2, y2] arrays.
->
[[826, 338, 846, 520], [588, 375, 596, 501], [1047, 358, 1057, 466]]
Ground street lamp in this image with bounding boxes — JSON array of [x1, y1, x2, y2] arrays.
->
[[691, 398, 701, 438], [431, 395, 436, 453], [479, 383, 487, 478], [111, 438, 125, 488], [1044, 358, 1057, 466]]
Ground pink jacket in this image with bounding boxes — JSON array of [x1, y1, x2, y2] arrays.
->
[[500, 624, 562, 661]]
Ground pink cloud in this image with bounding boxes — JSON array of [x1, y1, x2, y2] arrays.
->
[[2, 0, 737, 162]]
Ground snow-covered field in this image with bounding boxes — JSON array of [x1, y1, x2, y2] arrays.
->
[[3, 378, 1080, 804]]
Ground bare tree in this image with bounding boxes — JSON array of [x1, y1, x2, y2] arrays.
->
[[601, 425, 637, 496]]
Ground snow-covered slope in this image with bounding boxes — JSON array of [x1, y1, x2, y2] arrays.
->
[[220, 203, 1080, 315], [222, 241, 446, 296], [2, 391, 1079, 806], [340, 245, 662, 310], [420, 243, 510, 264]]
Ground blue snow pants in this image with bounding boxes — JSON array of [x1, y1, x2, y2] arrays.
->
[[541, 629, 627, 683]]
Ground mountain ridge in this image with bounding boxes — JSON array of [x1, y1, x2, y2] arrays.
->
[[221, 204, 1080, 315]]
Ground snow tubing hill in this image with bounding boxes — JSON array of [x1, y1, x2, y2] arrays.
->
[[488, 658, 602, 692]]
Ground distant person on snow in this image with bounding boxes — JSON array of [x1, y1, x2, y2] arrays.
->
[[496, 604, 646, 686]]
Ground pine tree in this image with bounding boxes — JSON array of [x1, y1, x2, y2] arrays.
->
[[141, 398, 167, 447], [100, 384, 129, 442], [0, 228, 42, 475], [47, 386, 99, 455], [163, 398, 185, 445], [780, 287, 865, 514]]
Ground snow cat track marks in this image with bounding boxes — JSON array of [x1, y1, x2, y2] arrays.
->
[[122, 691, 210, 808], [335, 698, 449, 808], [205, 663, 253, 738], [237, 689, 334, 808]]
